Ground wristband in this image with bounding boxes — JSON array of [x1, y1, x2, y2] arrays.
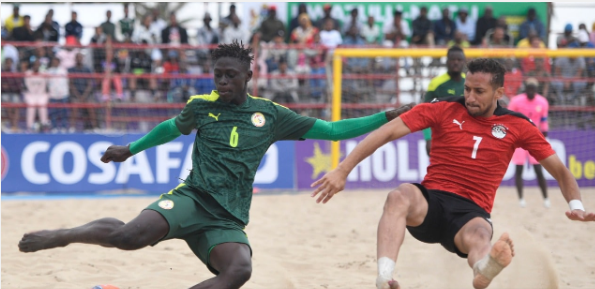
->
[[569, 200, 585, 211]]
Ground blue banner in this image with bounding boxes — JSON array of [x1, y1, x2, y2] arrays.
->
[[1, 134, 295, 193]]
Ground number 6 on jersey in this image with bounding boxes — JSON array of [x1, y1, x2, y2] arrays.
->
[[230, 126, 239, 147], [472, 136, 482, 159]]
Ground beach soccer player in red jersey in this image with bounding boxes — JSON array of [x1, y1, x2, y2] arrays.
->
[[311, 58, 595, 289]]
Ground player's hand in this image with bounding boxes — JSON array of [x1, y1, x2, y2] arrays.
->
[[565, 209, 595, 222], [101, 144, 133, 163], [310, 167, 349, 204], [385, 103, 415, 122]]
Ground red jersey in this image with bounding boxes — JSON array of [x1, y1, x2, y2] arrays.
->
[[400, 97, 555, 213]]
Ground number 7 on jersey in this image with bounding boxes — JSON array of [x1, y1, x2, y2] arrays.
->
[[471, 136, 482, 159]]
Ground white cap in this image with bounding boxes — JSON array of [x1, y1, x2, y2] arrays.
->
[[578, 30, 590, 43]]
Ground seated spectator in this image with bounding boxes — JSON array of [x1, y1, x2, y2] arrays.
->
[[502, 58, 523, 104], [412, 6, 434, 46], [342, 8, 362, 36], [315, 4, 341, 32], [485, 25, 513, 47], [473, 6, 497, 45], [319, 18, 343, 51], [100, 10, 116, 41], [361, 16, 380, 44], [526, 58, 552, 102], [1, 57, 22, 132], [455, 8, 475, 42], [551, 56, 587, 105], [288, 4, 308, 41], [266, 30, 288, 73], [100, 38, 124, 103], [259, 6, 285, 43], [343, 26, 369, 72], [55, 36, 80, 70], [34, 14, 59, 42], [591, 22, 595, 44], [433, 7, 456, 45], [291, 14, 318, 45], [47, 57, 70, 132], [221, 15, 249, 44], [24, 59, 50, 132], [65, 11, 83, 41], [448, 30, 470, 48], [519, 7, 546, 41], [29, 45, 51, 72], [568, 30, 595, 78], [269, 59, 299, 103], [383, 10, 410, 48], [557, 23, 575, 48], [196, 13, 219, 61], [69, 52, 98, 131], [517, 29, 546, 48], [129, 42, 157, 102], [11, 15, 34, 42]]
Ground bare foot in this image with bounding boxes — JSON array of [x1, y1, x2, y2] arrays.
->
[[473, 232, 514, 289], [377, 278, 400, 289], [18, 230, 69, 252]]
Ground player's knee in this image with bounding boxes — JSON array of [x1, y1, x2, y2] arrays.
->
[[109, 228, 149, 250], [464, 225, 492, 245], [224, 263, 252, 285], [385, 187, 411, 210]]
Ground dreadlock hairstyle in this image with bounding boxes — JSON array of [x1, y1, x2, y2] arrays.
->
[[211, 40, 254, 70], [466, 58, 506, 89]]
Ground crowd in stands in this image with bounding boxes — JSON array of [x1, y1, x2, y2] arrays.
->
[[1, 3, 595, 133]]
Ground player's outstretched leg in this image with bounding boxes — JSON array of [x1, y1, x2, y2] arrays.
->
[[376, 184, 428, 289], [19, 210, 169, 252], [472, 233, 515, 289], [190, 243, 252, 289]]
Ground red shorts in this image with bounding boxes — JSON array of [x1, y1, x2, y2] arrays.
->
[[512, 148, 539, 165]]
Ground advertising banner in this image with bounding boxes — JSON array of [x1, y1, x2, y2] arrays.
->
[[1, 134, 295, 193], [296, 130, 595, 190]]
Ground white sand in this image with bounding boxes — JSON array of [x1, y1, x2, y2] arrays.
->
[[2, 187, 594, 289]]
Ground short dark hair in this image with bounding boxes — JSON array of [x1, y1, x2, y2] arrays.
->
[[466, 58, 506, 88], [447, 45, 464, 57], [394, 10, 403, 17], [23, 15, 30, 20], [211, 40, 254, 69]]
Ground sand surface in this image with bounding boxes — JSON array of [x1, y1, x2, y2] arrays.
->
[[2, 187, 595, 289]]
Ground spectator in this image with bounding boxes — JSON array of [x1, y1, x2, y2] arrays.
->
[[100, 10, 116, 41], [521, 36, 552, 73], [502, 58, 523, 104], [269, 59, 299, 103], [264, 30, 288, 73], [132, 15, 159, 45], [46, 57, 69, 132], [11, 15, 34, 42], [383, 10, 410, 48], [288, 3, 308, 41], [219, 4, 238, 32], [304, 32, 327, 102], [526, 58, 551, 101], [196, 13, 219, 60], [473, 6, 497, 45], [29, 45, 50, 72], [194, 61, 215, 95], [455, 8, 475, 42], [519, 7, 545, 41], [129, 40, 158, 102], [433, 7, 456, 45], [4, 4, 23, 34], [551, 56, 587, 105], [116, 3, 135, 42], [101, 37, 124, 103], [68, 52, 98, 131], [46, 9, 61, 36], [150, 9, 168, 36], [291, 14, 318, 45], [315, 4, 341, 32], [2, 42, 19, 71], [34, 14, 59, 42], [168, 62, 195, 103], [485, 26, 512, 47], [411, 6, 434, 46], [342, 8, 362, 36], [361, 16, 380, 44], [161, 13, 188, 45], [221, 15, 249, 44], [90, 26, 107, 73], [517, 29, 546, 48], [591, 22, 595, 45], [259, 6, 286, 43], [343, 26, 368, 72], [319, 18, 343, 51], [557, 23, 575, 48], [65, 11, 83, 41], [1, 57, 22, 132], [568, 30, 595, 78], [24, 59, 50, 132], [55, 36, 80, 70], [448, 30, 470, 48]]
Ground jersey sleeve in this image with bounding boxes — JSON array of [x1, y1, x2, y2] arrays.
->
[[175, 100, 199, 135], [399, 102, 443, 133], [518, 120, 555, 161], [273, 105, 317, 141]]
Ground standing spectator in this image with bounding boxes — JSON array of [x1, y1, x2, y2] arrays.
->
[[219, 4, 238, 32], [1, 57, 22, 132], [519, 8, 545, 41], [269, 59, 299, 103], [47, 57, 70, 132], [100, 10, 116, 41], [290, 14, 318, 45], [361, 16, 380, 44], [473, 6, 497, 45], [221, 15, 249, 44], [55, 36, 80, 70], [34, 14, 59, 42], [502, 58, 523, 104], [455, 8, 475, 42], [411, 6, 434, 46], [65, 11, 83, 41], [90, 26, 107, 73], [557, 24, 575, 48], [259, 6, 286, 43], [508, 77, 550, 208], [383, 10, 410, 48], [196, 13, 219, 60], [101, 37, 124, 103], [433, 7, 456, 45], [24, 59, 50, 132], [150, 8, 167, 37], [319, 18, 343, 51], [11, 15, 34, 42], [342, 8, 362, 36], [448, 30, 470, 48], [304, 33, 327, 102], [4, 4, 23, 34], [526, 58, 551, 101], [68, 53, 97, 131], [132, 15, 159, 45], [161, 13, 188, 45], [551, 57, 587, 104], [116, 3, 135, 42], [315, 4, 341, 32], [288, 3, 308, 41], [46, 9, 61, 36]]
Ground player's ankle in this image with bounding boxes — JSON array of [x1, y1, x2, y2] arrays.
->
[[377, 257, 395, 281]]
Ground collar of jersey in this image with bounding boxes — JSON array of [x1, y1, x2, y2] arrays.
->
[[211, 90, 252, 109]]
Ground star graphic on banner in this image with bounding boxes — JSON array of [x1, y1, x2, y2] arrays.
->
[[305, 142, 342, 179]]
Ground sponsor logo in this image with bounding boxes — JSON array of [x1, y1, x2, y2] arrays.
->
[[1, 146, 8, 181], [430, 98, 439, 103], [453, 119, 465, 130], [208, 112, 220, 121], [447, 89, 455, 95], [158, 200, 174, 210], [251, 112, 265, 127], [492, 124, 508, 139]]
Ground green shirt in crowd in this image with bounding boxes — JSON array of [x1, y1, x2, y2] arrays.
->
[[422, 72, 465, 140]]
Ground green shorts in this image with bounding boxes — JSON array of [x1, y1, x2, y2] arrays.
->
[[145, 183, 251, 275]]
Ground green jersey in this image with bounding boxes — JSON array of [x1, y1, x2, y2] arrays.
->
[[423, 72, 466, 103], [174, 91, 316, 224]]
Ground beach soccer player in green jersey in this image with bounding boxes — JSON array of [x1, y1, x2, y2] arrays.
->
[[18, 41, 414, 289], [422, 46, 466, 155]]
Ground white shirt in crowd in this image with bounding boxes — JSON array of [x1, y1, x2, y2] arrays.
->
[[133, 24, 161, 45], [319, 29, 343, 48], [360, 23, 380, 43], [222, 25, 250, 45], [46, 66, 69, 100], [24, 70, 49, 101], [456, 17, 476, 41], [382, 19, 411, 48], [55, 48, 79, 70]]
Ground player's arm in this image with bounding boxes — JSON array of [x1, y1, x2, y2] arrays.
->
[[539, 155, 595, 221]]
